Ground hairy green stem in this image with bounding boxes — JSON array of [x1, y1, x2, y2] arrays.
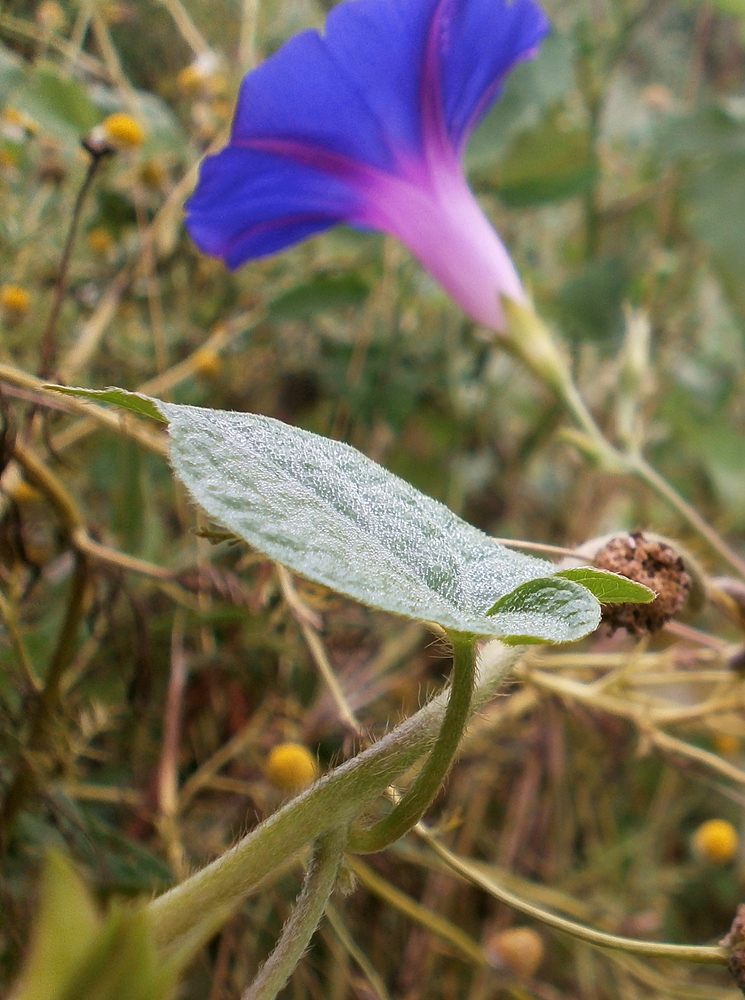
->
[[347, 632, 476, 853], [147, 642, 521, 955], [242, 826, 348, 1000]]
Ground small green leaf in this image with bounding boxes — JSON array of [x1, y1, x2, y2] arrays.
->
[[0, 42, 26, 99], [11, 851, 100, 1000], [11, 852, 179, 1000], [10, 63, 97, 145], [555, 567, 655, 604], [485, 576, 604, 644], [46, 386, 166, 423]]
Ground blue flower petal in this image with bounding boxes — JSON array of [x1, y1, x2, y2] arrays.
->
[[185, 146, 364, 264], [438, 0, 550, 150], [226, 0, 548, 170], [229, 14, 422, 172]]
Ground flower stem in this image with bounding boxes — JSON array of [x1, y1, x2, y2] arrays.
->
[[630, 455, 745, 579], [501, 298, 619, 469], [38, 143, 110, 379], [501, 299, 745, 579], [347, 632, 476, 854], [147, 642, 520, 957], [419, 824, 727, 966], [241, 825, 348, 1000]]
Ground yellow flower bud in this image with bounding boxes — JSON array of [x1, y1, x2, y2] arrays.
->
[[101, 112, 145, 149], [713, 733, 740, 758], [192, 347, 222, 379], [139, 158, 166, 189], [2, 106, 38, 137], [486, 927, 544, 980], [265, 742, 318, 793], [0, 284, 31, 317], [177, 64, 203, 95], [211, 98, 234, 121], [87, 227, 114, 255], [691, 819, 738, 864]]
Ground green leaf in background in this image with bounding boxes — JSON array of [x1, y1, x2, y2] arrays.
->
[[268, 272, 370, 321], [555, 257, 628, 344], [55, 388, 603, 642], [11, 852, 179, 1000], [555, 567, 655, 604], [491, 106, 596, 207], [0, 41, 26, 100], [655, 105, 745, 316], [92, 188, 138, 237], [656, 105, 745, 162], [686, 423, 745, 529], [63, 906, 176, 1000], [709, 0, 745, 13], [467, 32, 575, 171], [686, 153, 745, 315], [9, 63, 98, 146], [678, 0, 745, 15], [10, 851, 100, 1000]]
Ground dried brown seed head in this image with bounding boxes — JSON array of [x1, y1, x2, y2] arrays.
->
[[592, 531, 691, 634]]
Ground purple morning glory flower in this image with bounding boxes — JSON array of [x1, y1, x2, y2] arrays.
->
[[185, 0, 549, 330]]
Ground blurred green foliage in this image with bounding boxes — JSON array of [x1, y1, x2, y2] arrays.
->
[[1, 0, 745, 998]]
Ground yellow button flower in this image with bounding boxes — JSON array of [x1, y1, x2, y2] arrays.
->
[[0, 284, 31, 316], [691, 819, 738, 863], [101, 112, 145, 149], [87, 227, 114, 255], [265, 742, 318, 793], [2, 106, 38, 138], [192, 347, 222, 379], [713, 733, 740, 758]]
